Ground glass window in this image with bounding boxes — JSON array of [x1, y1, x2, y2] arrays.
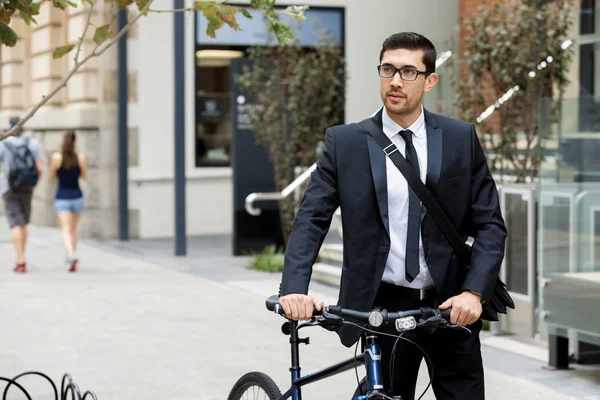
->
[[535, 1, 600, 346], [594, 209, 600, 269], [195, 53, 241, 166], [540, 194, 572, 276], [538, 95, 600, 341], [194, 7, 344, 167], [504, 192, 529, 295]]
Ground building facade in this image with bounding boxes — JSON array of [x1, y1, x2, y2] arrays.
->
[[0, 2, 129, 237], [0, 0, 460, 239]]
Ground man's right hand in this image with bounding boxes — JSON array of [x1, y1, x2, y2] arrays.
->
[[279, 293, 324, 321]]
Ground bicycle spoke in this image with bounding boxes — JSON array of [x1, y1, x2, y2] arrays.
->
[[239, 384, 269, 400]]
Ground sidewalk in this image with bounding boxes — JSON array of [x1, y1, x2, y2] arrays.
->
[[0, 218, 598, 399]]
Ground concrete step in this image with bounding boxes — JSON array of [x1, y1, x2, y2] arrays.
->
[[313, 244, 343, 287], [312, 262, 341, 287], [318, 243, 343, 266]]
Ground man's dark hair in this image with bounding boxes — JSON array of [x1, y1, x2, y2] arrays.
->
[[379, 32, 437, 73], [9, 116, 22, 136]]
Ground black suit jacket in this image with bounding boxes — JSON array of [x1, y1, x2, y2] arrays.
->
[[280, 108, 507, 347]]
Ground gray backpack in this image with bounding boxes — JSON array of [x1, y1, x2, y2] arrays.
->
[[5, 139, 39, 193]]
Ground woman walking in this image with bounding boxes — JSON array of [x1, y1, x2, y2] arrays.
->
[[49, 130, 86, 272]]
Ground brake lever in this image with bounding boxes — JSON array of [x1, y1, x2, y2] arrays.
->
[[314, 310, 344, 331], [415, 314, 472, 336], [298, 319, 324, 329], [446, 324, 472, 336]]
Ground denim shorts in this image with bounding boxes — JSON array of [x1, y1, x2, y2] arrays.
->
[[54, 197, 84, 214]]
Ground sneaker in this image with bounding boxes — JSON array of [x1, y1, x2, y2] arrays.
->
[[68, 258, 78, 273], [14, 264, 26, 273]]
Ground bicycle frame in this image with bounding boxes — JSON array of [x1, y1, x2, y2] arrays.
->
[[278, 320, 385, 400]]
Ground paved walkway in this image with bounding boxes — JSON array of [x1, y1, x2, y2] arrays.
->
[[0, 219, 598, 399]]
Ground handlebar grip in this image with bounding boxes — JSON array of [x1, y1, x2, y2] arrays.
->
[[266, 295, 284, 315], [265, 294, 323, 318], [439, 307, 452, 321]]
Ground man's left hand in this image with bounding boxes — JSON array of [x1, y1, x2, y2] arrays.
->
[[438, 291, 482, 326]]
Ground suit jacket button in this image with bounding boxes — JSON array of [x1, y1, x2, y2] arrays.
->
[[380, 246, 389, 254]]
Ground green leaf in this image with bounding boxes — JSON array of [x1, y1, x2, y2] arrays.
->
[[114, 0, 135, 8], [135, 0, 150, 13], [269, 18, 295, 45], [93, 24, 110, 45], [52, 44, 75, 59], [218, 5, 236, 16], [194, 1, 214, 11], [216, 5, 241, 30], [279, 5, 308, 21], [19, 11, 36, 26], [0, 6, 11, 24], [52, 0, 78, 9], [240, 8, 252, 19], [16, 1, 41, 25], [196, 2, 234, 37], [249, 0, 273, 8], [0, 22, 17, 47], [206, 24, 215, 38]]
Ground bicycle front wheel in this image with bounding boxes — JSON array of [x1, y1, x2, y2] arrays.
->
[[351, 377, 367, 399], [227, 371, 282, 400]]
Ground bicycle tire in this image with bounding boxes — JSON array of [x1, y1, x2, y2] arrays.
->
[[227, 371, 282, 400], [351, 377, 367, 399]]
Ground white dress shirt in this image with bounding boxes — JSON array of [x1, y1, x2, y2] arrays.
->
[[381, 106, 435, 289]]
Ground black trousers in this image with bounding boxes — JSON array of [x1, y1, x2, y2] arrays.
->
[[371, 282, 485, 400]]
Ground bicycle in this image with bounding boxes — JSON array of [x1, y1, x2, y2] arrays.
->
[[227, 295, 471, 400]]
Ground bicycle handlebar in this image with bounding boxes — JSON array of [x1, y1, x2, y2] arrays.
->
[[265, 295, 457, 333], [324, 304, 452, 322]]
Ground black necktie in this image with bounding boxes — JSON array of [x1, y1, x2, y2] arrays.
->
[[399, 129, 420, 282]]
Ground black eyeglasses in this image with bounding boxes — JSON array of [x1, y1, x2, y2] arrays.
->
[[377, 64, 430, 81]]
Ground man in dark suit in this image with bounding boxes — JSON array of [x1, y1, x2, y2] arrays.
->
[[278, 32, 507, 399]]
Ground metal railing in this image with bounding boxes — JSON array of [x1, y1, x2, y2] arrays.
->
[[475, 34, 599, 124], [245, 164, 317, 216]]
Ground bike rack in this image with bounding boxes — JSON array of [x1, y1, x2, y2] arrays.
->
[[0, 371, 97, 400]]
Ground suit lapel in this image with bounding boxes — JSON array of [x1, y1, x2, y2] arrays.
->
[[367, 109, 390, 238], [424, 109, 442, 194], [365, 108, 442, 235]]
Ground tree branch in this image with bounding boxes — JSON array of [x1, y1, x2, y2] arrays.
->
[[0, 0, 155, 142], [148, 7, 195, 13], [74, 0, 97, 64], [96, 9, 119, 56], [148, 0, 228, 13]]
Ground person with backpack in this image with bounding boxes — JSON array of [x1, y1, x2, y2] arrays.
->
[[0, 116, 44, 273], [48, 130, 87, 272]]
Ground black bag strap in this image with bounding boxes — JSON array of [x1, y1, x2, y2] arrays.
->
[[21, 138, 36, 167], [5, 138, 33, 165], [359, 117, 472, 266]]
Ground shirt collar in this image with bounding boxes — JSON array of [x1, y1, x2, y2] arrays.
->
[[382, 105, 425, 139]]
